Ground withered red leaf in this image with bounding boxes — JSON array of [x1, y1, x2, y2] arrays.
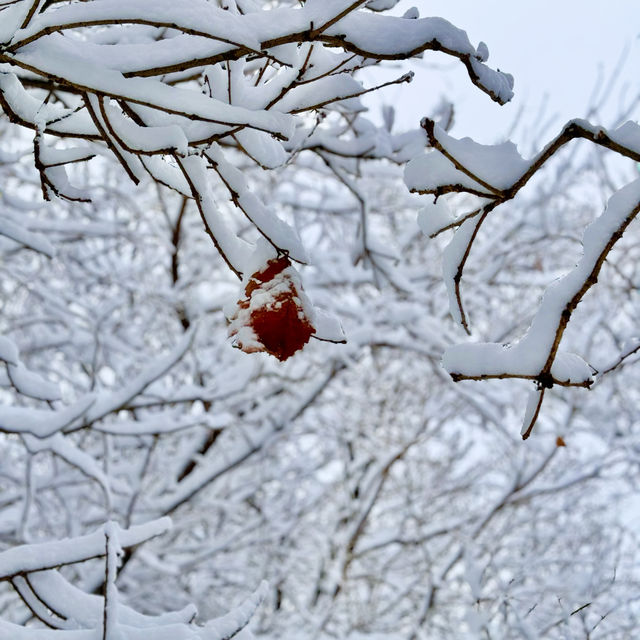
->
[[228, 256, 315, 361]]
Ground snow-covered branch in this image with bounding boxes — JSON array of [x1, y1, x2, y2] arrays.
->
[[0, 0, 512, 290], [408, 117, 640, 437]]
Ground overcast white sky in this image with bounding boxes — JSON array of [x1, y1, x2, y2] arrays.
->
[[365, 1, 640, 146]]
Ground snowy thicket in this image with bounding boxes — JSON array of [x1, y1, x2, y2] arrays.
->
[[1, 1, 640, 639]]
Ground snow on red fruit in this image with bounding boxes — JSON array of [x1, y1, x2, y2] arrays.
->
[[228, 255, 315, 361]]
